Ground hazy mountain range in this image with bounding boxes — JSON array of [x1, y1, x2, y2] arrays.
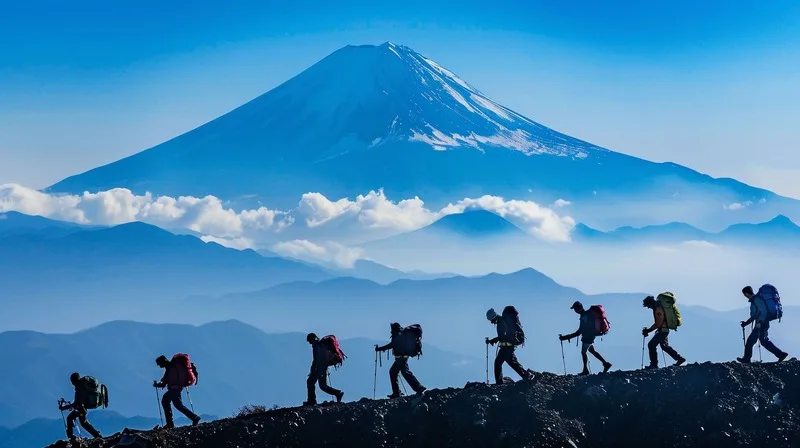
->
[[44, 42, 798, 229]]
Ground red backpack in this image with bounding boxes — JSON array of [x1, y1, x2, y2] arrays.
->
[[589, 305, 611, 336], [168, 353, 197, 387], [320, 335, 346, 368]]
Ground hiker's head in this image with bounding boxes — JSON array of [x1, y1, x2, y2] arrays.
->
[[642, 296, 657, 309], [742, 286, 754, 300], [155, 355, 169, 368], [69, 372, 80, 385], [306, 333, 319, 344], [390, 322, 401, 334], [570, 301, 584, 314], [486, 308, 499, 323]]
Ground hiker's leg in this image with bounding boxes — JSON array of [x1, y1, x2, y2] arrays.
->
[[494, 348, 506, 384], [170, 389, 199, 421], [588, 345, 608, 364], [757, 322, 785, 358], [66, 410, 79, 438], [306, 369, 319, 402], [505, 348, 529, 379], [161, 391, 175, 426], [658, 334, 682, 360], [580, 343, 590, 371], [398, 358, 425, 392], [78, 409, 102, 439], [647, 333, 662, 366], [743, 327, 759, 360], [389, 358, 403, 395], [317, 368, 341, 397]]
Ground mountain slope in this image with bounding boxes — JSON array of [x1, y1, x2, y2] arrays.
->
[[0, 320, 476, 428], [46, 43, 797, 228], [0, 219, 329, 330], [0, 211, 94, 238], [46, 361, 800, 448]]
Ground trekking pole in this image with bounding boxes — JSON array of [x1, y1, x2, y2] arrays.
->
[[641, 334, 646, 369], [752, 323, 763, 362], [373, 346, 378, 399], [58, 399, 68, 437], [185, 387, 195, 413], [485, 338, 490, 384], [741, 326, 746, 349], [399, 376, 408, 395], [155, 388, 164, 427], [559, 338, 567, 375], [661, 347, 666, 367]]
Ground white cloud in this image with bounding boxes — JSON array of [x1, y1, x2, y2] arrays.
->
[[0, 184, 576, 246], [552, 199, 571, 208], [272, 240, 364, 268], [723, 201, 753, 211]]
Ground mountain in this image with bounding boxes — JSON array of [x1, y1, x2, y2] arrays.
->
[[324, 259, 457, 285], [424, 210, 528, 238], [574, 214, 800, 250], [0, 320, 477, 429], [46, 42, 798, 229], [0, 211, 95, 238], [0, 218, 329, 331], [1, 411, 215, 448], [46, 361, 800, 448]]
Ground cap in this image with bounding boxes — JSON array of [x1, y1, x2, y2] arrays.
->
[[486, 308, 498, 321], [570, 301, 583, 310]]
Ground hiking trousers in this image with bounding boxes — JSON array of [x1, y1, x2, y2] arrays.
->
[[495, 346, 528, 384], [744, 321, 786, 360], [390, 357, 425, 395], [307, 366, 341, 402], [648, 331, 681, 366], [162, 388, 198, 426], [66, 406, 102, 439]]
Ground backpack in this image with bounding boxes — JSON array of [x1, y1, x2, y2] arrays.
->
[[656, 292, 682, 330], [79, 376, 108, 410], [756, 284, 783, 322], [320, 335, 346, 368], [168, 354, 197, 387], [499, 306, 525, 346], [588, 305, 611, 336], [394, 324, 423, 357]]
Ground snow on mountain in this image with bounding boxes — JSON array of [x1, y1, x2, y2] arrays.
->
[[47, 42, 800, 229]]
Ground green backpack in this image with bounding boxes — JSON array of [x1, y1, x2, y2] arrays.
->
[[79, 376, 109, 410], [657, 292, 682, 330]]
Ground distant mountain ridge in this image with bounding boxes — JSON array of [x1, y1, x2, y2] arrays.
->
[[45, 42, 799, 229]]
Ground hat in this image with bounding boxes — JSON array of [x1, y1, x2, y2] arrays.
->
[[390, 322, 401, 330], [486, 308, 498, 321], [306, 332, 318, 343], [570, 301, 583, 310]]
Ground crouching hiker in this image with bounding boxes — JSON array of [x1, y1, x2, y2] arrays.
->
[[559, 301, 612, 375], [486, 307, 534, 384], [738, 285, 788, 364], [376, 322, 427, 398], [58, 372, 106, 441], [304, 333, 345, 405], [642, 294, 686, 369], [154, 354, 201, 428]]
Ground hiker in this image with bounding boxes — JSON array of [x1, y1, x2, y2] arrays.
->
[[305, 333, 345, 405], [559, 301, 612, 375], [153, 354, 201, 428], [737, 285, 788, 363], [58, 372, 104, 441], [486, 307, 534, 384], [375, 322, 427, 398], [642, 295, 686, 369]]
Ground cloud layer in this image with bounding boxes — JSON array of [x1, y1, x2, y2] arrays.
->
[[0, 183, 576, 252]]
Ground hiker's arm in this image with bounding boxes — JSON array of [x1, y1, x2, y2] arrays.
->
[[487, 337, 499, 344], [561, 330, 580, 341], [742, 316, 755, 327], [376, 342, 392, 352]]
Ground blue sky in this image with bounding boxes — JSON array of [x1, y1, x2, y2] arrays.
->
[[2, 0, 800, 197]]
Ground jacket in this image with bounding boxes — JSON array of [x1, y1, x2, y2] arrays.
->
[[652, 306, 667, 331], [377, 332, 400, 356]]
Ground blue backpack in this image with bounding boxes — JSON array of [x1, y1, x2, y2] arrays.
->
[[755, 284, 783, 322]]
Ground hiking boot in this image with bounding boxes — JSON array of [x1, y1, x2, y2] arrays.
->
[[164, 422, 175, 429], [335, 391, 344, 403], [777, 353, 788, 362], [736, 357, 751, 364], [644, 364, 658, 370], [302, 400, 317, 406], [388, 392, 403, 399], [579, 369, 590, 376], [192, 416, 201, 426], [675, 357, 686, 367], [415, 387, 427, 395], [602, 362, 612, 373]]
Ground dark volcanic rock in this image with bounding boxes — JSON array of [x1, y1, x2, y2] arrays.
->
[[45, 361, 800, 448]]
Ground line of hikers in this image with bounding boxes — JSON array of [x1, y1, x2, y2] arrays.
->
[[57, 283, 788, 442]]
